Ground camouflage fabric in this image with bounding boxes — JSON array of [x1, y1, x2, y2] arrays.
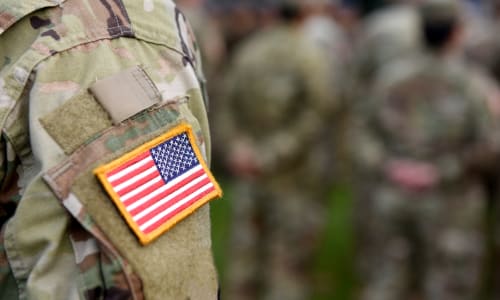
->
[[352, 53, 495, 300], [0, 0, 218, 299], [343, 3, 422, 182], [302, 12, 352, 180], [217, 23, 335, 300]]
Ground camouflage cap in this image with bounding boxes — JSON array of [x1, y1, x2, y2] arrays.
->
[[419, 0, 461, 23]]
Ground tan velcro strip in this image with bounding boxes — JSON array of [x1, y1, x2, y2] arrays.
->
[[89, 66, 161, 124]]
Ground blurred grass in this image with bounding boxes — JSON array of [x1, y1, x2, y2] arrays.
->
[[210, 179, 356, 300], [312, 184, 356, 300]]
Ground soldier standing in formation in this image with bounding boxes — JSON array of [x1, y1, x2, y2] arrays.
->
[[351, 0, 498, 299], [217, 1, 337, 299]]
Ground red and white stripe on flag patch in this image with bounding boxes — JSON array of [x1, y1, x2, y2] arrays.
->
[[94, 123, 222, 245]]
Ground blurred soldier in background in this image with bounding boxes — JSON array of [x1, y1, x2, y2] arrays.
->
[[202, 1, 281, 176], [302, 0, 351, 71], [352, 0, 498, 299], [216, 0, 336, 299], [215, 1, 267, 58], [302, 0, 353, 181], [343, 0, 421, 190]]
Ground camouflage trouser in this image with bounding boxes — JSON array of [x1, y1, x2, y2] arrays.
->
[[225, 180, 326, 300], [355, 181, 486, 300]]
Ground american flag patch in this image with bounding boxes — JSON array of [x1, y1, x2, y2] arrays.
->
[[94, 123, 222, 245]]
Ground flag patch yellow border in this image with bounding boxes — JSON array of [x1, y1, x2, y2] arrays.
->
[[94, 123, 222, 245]]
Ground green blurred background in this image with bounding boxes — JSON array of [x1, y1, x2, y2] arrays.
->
[[210, 180, 356, 300]]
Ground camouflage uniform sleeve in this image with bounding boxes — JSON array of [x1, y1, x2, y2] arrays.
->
[[434, 73, 500, 182], [463, 74, 500, 174]]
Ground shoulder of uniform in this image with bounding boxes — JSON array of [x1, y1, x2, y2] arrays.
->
[[373, 56, 426, 92]]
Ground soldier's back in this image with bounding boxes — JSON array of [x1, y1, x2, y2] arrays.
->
[[220, 17, 335, 300], [353, 52, 492, 300], [228, 24, 330, 132]]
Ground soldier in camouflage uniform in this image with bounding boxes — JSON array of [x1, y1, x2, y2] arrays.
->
[[352, 1, 497, 299], [344, 1, 422, 182], [302, 0, 353, 181], [217, 1, 335, 299], [0, 0, 221, 299]]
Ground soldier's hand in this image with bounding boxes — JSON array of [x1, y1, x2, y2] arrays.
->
[[384, 159, 440, 192]]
